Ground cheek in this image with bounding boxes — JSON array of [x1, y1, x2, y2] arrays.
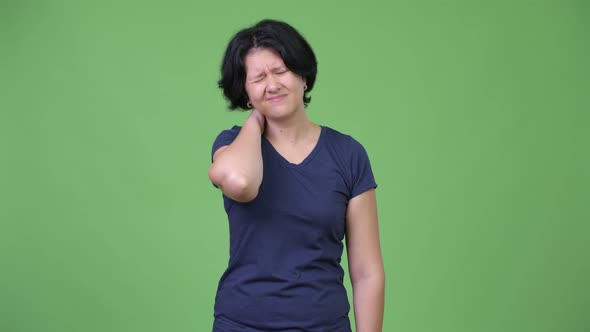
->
[[246, 85, 264, 101], [287, 77, 305, 92], [288, 80, 305, 95]]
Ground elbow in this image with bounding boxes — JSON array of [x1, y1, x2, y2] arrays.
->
[[350, 265, 386, 288], [222, 173, 260, 202], [209, 165, 259, 202], [352, 272, 385, 293]]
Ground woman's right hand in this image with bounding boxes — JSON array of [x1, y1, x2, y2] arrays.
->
[[248, 108, 266, 133]]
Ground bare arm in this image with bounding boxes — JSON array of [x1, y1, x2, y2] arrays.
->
[[346, 189, 385, 332], [208, 110, 265, 202]]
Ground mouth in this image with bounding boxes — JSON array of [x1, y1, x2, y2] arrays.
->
[[267, 94, 287, 103]]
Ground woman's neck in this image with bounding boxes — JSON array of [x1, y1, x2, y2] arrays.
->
[[264, 110, 318, 145]]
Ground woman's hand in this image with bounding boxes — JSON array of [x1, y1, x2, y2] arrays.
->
[[248, 108, 266, 134]]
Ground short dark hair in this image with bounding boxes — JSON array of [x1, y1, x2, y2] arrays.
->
[[218, 19, 318, 110]]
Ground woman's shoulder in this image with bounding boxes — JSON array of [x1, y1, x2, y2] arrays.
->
[[219, 125, 242, 135], [321, 125, 365, 151], [212, 125, 242, 155], [321, 125, 350, 140], [213, 124, 242, 140]]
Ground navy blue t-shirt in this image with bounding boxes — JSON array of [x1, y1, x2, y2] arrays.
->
[[211, 125, 377, 332]]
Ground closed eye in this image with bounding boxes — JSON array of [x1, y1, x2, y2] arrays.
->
[[248, 75, 265, 83]]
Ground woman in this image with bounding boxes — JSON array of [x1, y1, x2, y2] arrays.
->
[[209, 19, 385, 332]]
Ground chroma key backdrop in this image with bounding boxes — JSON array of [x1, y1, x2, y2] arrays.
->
[[1, 1, 588, 331]]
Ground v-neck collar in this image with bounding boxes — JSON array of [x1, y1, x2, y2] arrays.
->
[[262, 126, 324, 169]]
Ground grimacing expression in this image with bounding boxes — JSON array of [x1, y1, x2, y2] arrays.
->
[[244, 48, 307, 119]]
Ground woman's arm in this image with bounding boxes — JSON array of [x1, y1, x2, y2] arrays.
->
[[346, 189, 385, 332], [208, 110, 265, 202]]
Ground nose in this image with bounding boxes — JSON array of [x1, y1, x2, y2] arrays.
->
[[266, 74, 281, 93]]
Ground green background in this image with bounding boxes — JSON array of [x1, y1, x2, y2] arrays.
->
[[1, 0, 588, 331]]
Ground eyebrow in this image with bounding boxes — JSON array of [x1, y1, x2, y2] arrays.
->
[[248, 65, 287, 77]]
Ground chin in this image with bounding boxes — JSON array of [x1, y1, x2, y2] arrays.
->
[[263, 104, 298, 119]]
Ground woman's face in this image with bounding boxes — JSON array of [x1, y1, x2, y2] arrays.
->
[[244, 47, 306, 119]]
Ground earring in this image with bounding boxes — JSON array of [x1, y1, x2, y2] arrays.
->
[[247, 102, 252, 108], [303, 84, 308, 91]]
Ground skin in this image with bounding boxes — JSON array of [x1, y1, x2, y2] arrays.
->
[[208, 47, 385, 331], [243, 47, 321, 165], [346, 189, 386, 332]]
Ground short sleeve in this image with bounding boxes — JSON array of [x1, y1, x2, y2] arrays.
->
[[349, 137, 378, 198], [211, 125, 241, 162]]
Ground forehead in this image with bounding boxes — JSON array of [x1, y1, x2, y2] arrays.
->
[[244, 48, 285, 72]]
